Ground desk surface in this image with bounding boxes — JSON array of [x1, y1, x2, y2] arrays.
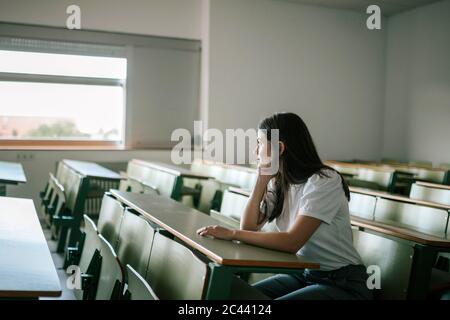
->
[[0, 197, 61, 298], [131, 159, 212, 180], [0, 161, 26, 185], [416, 181, 450, 191], [110, 190, 319, 270], [350, 187, 450, 211], [63, 159, 123, 180], [351, 216, 450, 247]]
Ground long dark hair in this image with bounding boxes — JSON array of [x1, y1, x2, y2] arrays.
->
[[259, 112, 350, 222]]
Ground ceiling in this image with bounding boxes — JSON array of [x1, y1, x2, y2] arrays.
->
[[273, 0, 443, 16]]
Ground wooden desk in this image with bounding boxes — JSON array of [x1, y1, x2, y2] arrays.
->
[[350, 215, 450, 299], [63, 159, 123, 181], [109, 190, 319, 299], [0, 197, 61, 298], [350, 186, 450, 211], [0, 161, 26, 196], [228, 187, 251, 197], [416, 181, 450, 191], [131, 159, 212, 180], [59, 160, 123, 253], [351, 216, 450, 247]]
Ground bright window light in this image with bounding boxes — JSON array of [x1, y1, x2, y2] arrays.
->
[[0, 82, 124, 141], [0, 47, 127, 143]]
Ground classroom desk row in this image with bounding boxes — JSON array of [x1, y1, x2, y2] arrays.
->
[[342, 186, 450, 299], [0, 161, 27, 196], [349, 186, 450, 211], [109, 189, 319, 299], [0, 197, 61, 299]]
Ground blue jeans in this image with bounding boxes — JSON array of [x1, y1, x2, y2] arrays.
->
[[253, 264, 373, 300]]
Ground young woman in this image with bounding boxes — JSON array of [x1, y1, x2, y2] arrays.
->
[[197, 112, 372, 300]]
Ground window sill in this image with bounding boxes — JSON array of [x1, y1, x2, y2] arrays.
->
[[0, 140, 174, 151], [0, 140, 122, 151]]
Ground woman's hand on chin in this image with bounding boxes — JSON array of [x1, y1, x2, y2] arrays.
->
[[257, 162, 276, 185], [197, 225, 236, 241]]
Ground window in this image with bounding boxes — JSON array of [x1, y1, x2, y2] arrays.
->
[[0, 24, 201, 149], [0, 40, 127, 147]]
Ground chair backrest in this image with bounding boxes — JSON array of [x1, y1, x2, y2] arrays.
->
[[210, 210, 241, 229], [330, 164, 359, 176], [356, 168, 394, 190], [192, 159, 257, 190], [97, 194, 125, 248], [42, 173, 56, 201], [119, 178, 145, 193], [214, 188, 278, 232], [74, 214, 102, 300], [346, 178, 382, 191], [349, 192, 376, 220], [64, 171, 84, 212], [41, 173, 56, 208], [49, 174, 66, 216], [374, 198, 449, 237], [78, 215, 100, 273], [125, 264, 158, 300], [56, 161, 71, 187], [142, 181, 160, 196], [126, 160, 179, 198], [415, 168, 446, 184], [219, 166, 257, 190], [410, 183, 450, 206], [146, 232, 208, 300], [96, 234, 124, 300], [352, 228, 414, 299], [191, 159, 222, 179], [220, 189, 249, 221], [116, 209, 156, 277], [195, 179, 222, 213]]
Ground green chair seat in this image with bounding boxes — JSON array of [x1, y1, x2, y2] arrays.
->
[[374, 198, 449, 238], [97, 194, 125, 248], [410, 183, 450, 206], [146, 232, 208, 300], [349, 192, 377, 220], [352, 228, 414, 299], [96, 235, 124, 300], [125, 264, 158, 300], [74, 215, 102, 300], [116, 209, 156, 277]]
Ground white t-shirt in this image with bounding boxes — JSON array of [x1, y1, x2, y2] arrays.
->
[[262, 169, 363, 271]]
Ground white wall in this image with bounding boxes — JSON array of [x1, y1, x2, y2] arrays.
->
[[208, 0, 386, 161], [383, 0, 450, 165], [0, 0, 202, 40]]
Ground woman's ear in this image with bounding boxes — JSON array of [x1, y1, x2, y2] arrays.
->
[[279, 141, 285, 156]]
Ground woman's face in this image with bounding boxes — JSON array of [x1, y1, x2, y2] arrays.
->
[[255, 130, 271, 166]]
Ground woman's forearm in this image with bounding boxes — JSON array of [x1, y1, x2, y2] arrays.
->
[[240, 177, 269, 231], [233, 229, 299, 254]]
